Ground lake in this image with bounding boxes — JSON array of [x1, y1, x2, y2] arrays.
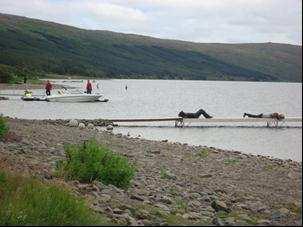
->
[[0, 79, 302, 161]]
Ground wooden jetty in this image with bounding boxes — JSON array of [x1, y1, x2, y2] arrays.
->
[[103, 117, 302, 128]]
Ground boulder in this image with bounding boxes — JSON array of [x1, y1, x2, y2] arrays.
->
[[68, 119, 78, 127], [87, 123, 94, 129], [106, 124, 114, 131], [78, 123, 85, 129]]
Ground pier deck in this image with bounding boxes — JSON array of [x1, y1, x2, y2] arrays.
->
[[103, 117, 302, 127]]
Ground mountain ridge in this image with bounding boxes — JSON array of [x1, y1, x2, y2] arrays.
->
[[0, 13, 301, 82]]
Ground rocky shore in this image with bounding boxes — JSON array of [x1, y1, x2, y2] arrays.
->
[[0, 118, 301, 226]]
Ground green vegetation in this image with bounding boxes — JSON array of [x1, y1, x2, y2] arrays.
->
[[217, 210, 259, 225], [173, 197, 188, 214], [0, 170, 108, 225], [197, 148, 210, 159], [0, 116, 9, 139], [223, 158, 240, 165], [56, 140, 135, 189], [0, 63, 41, 84], [0, 13, 301, 82]]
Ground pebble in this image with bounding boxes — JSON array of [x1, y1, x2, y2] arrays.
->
[[106, 125, 114, 131], [211, 200, 230, 212]]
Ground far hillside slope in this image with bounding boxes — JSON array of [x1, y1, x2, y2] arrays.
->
[[0, 13, 301, 82]]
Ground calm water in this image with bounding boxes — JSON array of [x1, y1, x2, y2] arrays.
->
[[0, 79, 302, 161]]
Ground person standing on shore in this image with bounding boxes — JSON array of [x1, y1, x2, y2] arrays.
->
[[86, 80, 92, 94], [45, 80, 52, 96]]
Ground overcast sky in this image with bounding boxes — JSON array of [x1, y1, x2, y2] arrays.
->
[[0, 0, 301, 45]]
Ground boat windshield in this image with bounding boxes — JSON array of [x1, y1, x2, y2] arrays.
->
[[57, 89, 84, 95]]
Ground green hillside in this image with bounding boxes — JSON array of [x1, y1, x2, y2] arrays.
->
[[0, 13, 301, 82]]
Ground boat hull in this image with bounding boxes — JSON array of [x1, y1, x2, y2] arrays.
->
[[46, 94, 102, 102]]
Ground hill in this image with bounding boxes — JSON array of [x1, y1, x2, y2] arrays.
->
[[0, 13, 301, 82]]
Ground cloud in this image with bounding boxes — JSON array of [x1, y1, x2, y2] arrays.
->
[[0, 0, 301, 44]]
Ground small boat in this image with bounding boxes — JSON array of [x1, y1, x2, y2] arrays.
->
[[21, 90, 46, 101], [21, 96, 46, 101], [45, 89, 103, 102]]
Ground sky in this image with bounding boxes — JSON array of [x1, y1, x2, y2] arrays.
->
[[0, 0, 301, 45]]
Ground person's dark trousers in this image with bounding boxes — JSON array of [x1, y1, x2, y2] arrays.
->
[[244, 113, 263, 118], [46, 90, 51, 96], [87, 90, 92, 94]]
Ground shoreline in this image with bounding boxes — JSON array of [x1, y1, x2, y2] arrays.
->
[[9, 116, 302, 164], [0, 117, 301, 225], [0, 82, 69, 91], [1, 116, 302, 164]]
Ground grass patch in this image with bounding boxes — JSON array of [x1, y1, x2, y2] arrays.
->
[[216, 211, 259, 225], [165, 214, 189, 225], [0, 116, 9, 139], [172, 197, 188, 214], [56, 139, 136, 189], [284, 202, 301, 216], [197, 148, 209, 159], [160, 167, 170, 179], [160, 167, 176, 180], [223, 158, 240, 165], [0, 170, 108, 225]]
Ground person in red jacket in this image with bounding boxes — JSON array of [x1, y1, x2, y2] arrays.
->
[[45, 80, 52, 96], [86, 80, 92, 94]]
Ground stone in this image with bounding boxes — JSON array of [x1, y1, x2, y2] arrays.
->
[[158, 196, 173, 204], [113, 208, 124, 214], [182, 212, 200, 220], [225, 217, 235, 225], [106, 125, 114, 131], [238, 213, 253, 222], [130, 194, 145, 201], [155, 203, 171, 212], [188, 200, 201, 208], [200, 174, 213, 178], [68, 119, 78, 127], [211, 200, 230, 212], [78, 123, 85, 129], [99, 194, 111, 203], [278, 207, 290, 216], [87, 123, 94, 129], [257, 219, 272, 225], [212, 217, 225, 226]]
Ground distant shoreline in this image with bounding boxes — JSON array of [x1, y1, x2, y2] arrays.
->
[[0, 82, 73, 91]]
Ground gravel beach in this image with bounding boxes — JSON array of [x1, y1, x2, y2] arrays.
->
[[0, 117, 301, 226]]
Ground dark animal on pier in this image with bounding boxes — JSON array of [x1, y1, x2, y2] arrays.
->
[[178, 109, 213, 119]]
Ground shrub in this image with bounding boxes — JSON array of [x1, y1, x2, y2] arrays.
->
[[56, 140, 135, 189], [0, 170, 108, 225], [0, 116, 9, 139], [197, 148, 209, 158]]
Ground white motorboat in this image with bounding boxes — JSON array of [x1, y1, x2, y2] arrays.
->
[[45, 89, 103, 102]]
